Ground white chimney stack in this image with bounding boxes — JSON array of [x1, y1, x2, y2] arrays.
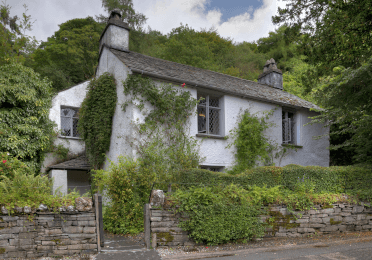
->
[[99, 9, 130, 54]]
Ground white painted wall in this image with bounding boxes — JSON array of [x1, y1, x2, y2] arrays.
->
[[49, 169, 67, 195], [41, 81, 89, 172]]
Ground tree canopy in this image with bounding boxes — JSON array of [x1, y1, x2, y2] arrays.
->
[[0, 62, 54, 171], [28, 17, 105, 91]]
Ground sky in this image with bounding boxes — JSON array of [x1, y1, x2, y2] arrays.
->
[[9, 0, 286, 43]]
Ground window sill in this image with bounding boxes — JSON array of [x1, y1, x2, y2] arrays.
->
[[281, 143, 303, 148], [58, 136, 82, 140], [196, 134, 226, 140]]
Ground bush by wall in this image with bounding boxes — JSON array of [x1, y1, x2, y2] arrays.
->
[[178, 165, 372, 200]]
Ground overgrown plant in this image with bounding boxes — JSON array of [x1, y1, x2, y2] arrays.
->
[[78, 73, 117, 169], [122, 74, 201, 183], [93, 156, 155, 234]]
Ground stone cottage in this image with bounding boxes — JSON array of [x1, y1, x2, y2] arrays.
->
[[44, 10, 329, 194]]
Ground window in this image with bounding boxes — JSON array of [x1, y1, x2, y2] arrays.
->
[[61, 106, 79, 138], [282, 110, 295, 144], [200, 165, 224, 172], [197, 93, 221, 136]]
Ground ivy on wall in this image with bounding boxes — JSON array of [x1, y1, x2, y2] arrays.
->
[[78, 73, 117, 169], [122, 74, 201, 183]]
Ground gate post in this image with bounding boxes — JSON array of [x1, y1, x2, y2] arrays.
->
[[144, 203, 150, 249], [94, 193, 104, 250]]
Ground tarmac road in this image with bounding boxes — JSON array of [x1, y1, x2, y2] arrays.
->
[[169, 240, 372, 260]]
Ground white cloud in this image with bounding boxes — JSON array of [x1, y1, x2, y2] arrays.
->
[[7, 0, 287, 43], [134, 0, 286, 43]]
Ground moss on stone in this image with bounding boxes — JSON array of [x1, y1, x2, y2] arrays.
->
[[330, 218, 342, 225], [0, 248, 5, 254], [322, 204, 334, 209], [266, 210, 300, 235], [51, 239, 62, 245], [157, 232, 174, 244]]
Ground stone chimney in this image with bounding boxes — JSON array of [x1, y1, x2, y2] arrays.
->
[[99, 9, 130, 54], [257, 58, 283, 90]]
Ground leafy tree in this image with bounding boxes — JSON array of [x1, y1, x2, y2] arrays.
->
[[28, 17, 105, 91], [0, 2, 37, 65], [0, 62, 54, 171], [312, 59, 372, 164], [96, 0, 147, 29], [273, 0, 372, 73]]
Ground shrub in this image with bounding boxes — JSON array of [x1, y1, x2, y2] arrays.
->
[[0, 169, 80, 213], [171, 185, 265, 245], [93, 156, 155, 234], [0, 152, 32, 179]]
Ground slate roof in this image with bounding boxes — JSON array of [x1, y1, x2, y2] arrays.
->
[[109, 48, 320, 110], [49, 155, 91, 171]]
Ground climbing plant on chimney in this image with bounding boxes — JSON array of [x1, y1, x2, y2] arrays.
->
[[78, 73, 117, 169]]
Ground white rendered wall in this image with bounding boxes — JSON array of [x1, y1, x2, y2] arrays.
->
[[49, 169, 67, 195], [41, 82, 89, 172], [96, 47, 134, 169]]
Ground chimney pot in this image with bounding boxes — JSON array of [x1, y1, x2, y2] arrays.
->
[[257, 58, 283, 90]]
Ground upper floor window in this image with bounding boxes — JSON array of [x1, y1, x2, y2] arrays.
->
[[61, 106, 79, 138], [197, 93, 221, 136], [282, 110, 295, 144]]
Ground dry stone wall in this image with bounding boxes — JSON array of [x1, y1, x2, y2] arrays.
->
[[149, 203, 372, 247], [0, 198, 98, 259]]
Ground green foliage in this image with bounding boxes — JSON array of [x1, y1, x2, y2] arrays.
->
[[171, 185, 265, 245], [0, 167, 81, 214], [29, 17, 105, 91], [0, 2, 37, 66], [93, 156, 154, 234], [178, 165, 372, 201], [227, 110, 271, 173], [78, 73, 117, 169], [0, 152, 32, 179], [123, 74, 201, 182], [0, 62, 54, 171], [97, 0, 147, 29], [311, 58, 372, 164]]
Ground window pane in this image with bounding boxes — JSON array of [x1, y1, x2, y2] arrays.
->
[[209, 108, 220, 135], [73, 118, 79, 137], [209, 97, 219, 108], [198, 93, 207, 106], [61, 108, 74, 117], [61, 117, 72, 136], [198, 106, 207, 133]]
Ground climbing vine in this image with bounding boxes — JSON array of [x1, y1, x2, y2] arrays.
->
[[78, 73, 117, 169], [122, 74, 201, 182]]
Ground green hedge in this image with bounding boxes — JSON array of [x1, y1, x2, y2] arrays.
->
[[178, 165, 372, 195]]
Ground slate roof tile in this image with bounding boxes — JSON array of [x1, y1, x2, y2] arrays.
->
[[109, 48, 320, 110], [49, 155, 91, 170]]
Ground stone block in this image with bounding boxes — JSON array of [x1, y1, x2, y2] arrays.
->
[[321, 208, 334, 214], [152, 227, 183, 233], [45, 229, 63, 235], [18, 232, 37, 239], [356, 220, 369, 225], [297, 228, 315, 233], [333, 208, 341, 214], [62, 226, 83, 233], [37, 245, 54, 251], [83, 227, 96, 234], [68, 233, 96, 239], [357, 214, 367, 220], [310, 218, 323, 223], [295, 219, 309, 224], [1, 216, 19, 222], [287, 233, 301, 237], [7, 251, 27, 258], [0, 240, 8, 247], [316, 214, 329, 218], [340, 212, 351, 217], [0, 234, 14, 240], [310, 224, 325, 228], [151, 221, 175, 228], [362, 225, 372, 230], [353, 206, 364, 213], [343, 216, 355, 223], [324, 226, 339, 232], [338, 225, 347, 231], [42, 241, 56, 246], [150, 217, 162, 222], [355, 225, 362, 231], [309, 210, 320, 215], [339, 204, 345, 208], [275, 233, 287, 237], [322, 217, 331, 224], [299, 224, 310, 228], [75, 197, 93, 212]]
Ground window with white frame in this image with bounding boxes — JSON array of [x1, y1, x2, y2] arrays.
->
[[282, 110, 296, 144], [61, 106, 79, 138], [197, 93, 221, 135]]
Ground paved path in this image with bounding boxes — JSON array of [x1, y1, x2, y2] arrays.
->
[[94, 231, 162, 260], [162, 237, 372, 260]]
